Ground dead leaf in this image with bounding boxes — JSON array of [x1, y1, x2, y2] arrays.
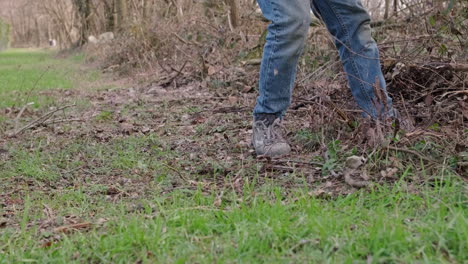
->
[[0, 218, 8, 228], [228, 96, 238, 105], [242, 85, 254, 93], [380, 167, 398, 178], [41, 241, 53, 248], [424, 94, 433, 106], [43, 204, 55, 220], [96, 218, 108, 226], [72, 252, 81, 260], [208, 65, 217, 76], [0, 149, 8, 155], [311, 189, 325, 197], [120, 122, 134, 134], [106, 187, 120, 195]]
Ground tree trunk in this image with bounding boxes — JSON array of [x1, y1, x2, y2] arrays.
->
[[104, 0, 116, 32], [143, 0, 152, 21], [47, 21, 51, 40], [35, 18, 41, 47], [72, 0, 91, 45], [172, 0, 184, 19], [393, 0, 398, 17], [384, 0, 390, 19], [83, 0, 91, 45], [227, 0, 240, 28], [116, 0, 128, 31]]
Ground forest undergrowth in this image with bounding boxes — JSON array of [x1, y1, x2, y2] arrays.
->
[[85, 1, 467, 183]]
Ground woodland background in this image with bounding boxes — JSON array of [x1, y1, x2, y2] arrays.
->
[[2, 0, 465, 100]]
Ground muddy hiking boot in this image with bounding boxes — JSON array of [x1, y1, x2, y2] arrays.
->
[[252, 115, 291, 157]]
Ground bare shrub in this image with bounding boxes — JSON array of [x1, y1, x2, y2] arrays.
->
[[88, 1, 264, 82]]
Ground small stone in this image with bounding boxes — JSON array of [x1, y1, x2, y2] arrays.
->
[[345, 156, 366, 169]]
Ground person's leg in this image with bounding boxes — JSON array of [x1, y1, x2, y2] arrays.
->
[[253, 0, 311, 157], [311, 0, 395, 119], [254, 0, 311, 119]]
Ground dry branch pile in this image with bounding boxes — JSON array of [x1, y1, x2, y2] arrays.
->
[[377, 7, 468, 128]]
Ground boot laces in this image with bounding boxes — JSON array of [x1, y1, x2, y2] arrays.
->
[[255, 119, 286, 144]]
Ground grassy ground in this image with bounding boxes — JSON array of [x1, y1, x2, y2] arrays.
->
[[0, 49, 98, 108], [0, 50, 466, 263]]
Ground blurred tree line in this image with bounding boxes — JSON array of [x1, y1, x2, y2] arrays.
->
[[0, 0, 459, 48]]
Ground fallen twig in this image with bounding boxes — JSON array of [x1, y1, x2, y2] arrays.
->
[[440, 90, 468, 99], [14, 102, 35, 132], [43, 118, 83, 125], [53, 222, 93, 233], [242, 59, 262, 65], [160, 61, 188, 87], [275, 159, 324, 167], [385, 146, 434, 162], [322, 96, 355, 129], [427, 62, 468, 72], [173, 33, 202, 47], [8, 104, 76, 137]]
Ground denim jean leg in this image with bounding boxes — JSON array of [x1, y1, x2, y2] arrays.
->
[[254, 0, 311, 118], [311, 0, 395, 118]]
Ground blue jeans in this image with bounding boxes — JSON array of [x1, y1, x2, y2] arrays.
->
[[254, 0, 395, 119]]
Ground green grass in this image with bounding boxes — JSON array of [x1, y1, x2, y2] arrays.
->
[[1, 133, 466, 263], [0, 49, 466, 263], [0, 49, 96, 108], [0, 177, 466, 263]]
